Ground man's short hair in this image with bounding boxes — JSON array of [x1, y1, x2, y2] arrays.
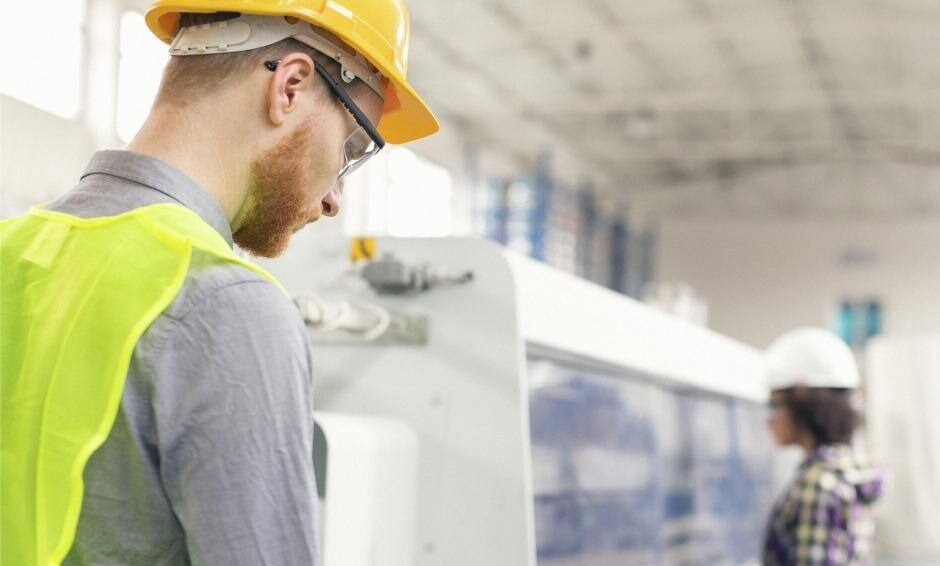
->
[[155, 12, 366, 107]]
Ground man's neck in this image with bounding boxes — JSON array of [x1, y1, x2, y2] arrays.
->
[[126, 106, 252, 227]]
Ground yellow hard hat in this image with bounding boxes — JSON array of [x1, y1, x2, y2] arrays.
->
[[145, 0, 439, 144]]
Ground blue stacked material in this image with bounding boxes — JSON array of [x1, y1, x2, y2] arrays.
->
[[528, 357, 774, 565]]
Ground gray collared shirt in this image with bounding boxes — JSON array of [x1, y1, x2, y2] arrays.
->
[[49, 151, 319, 566]]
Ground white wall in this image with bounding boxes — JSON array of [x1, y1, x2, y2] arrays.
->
[[1, 95, 97, 217], [655, 216, 940, 348]]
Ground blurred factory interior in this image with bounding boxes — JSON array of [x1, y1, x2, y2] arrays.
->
[[2, 1, 939, 564]]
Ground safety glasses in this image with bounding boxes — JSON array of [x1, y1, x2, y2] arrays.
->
[[265, 59, 385, 179]]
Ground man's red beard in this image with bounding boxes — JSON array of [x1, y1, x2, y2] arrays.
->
[[234, 119, 321, 257]]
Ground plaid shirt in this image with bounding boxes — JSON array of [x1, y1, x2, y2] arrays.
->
[[763, 444, 883, 565]]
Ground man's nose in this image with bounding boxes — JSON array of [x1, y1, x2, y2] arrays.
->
[[321, 181, 344, 217]]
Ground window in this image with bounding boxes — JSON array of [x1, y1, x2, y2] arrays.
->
[[343, 147, 454, 237], [116, 11, 168, 142], [386, 148, 453, 237], [0, 0, 85, 118], [832, 298, 882, 348]]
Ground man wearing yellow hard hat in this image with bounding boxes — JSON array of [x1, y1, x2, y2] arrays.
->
[[0, 1, 437, 564]]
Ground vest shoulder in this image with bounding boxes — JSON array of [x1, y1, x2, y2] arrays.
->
[[163, 248, 293, 322]]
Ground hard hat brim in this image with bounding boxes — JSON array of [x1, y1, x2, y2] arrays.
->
[[377, 75, 439, 144]]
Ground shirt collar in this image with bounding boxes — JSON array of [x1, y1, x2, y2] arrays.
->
[[81, 150, 234, 246]]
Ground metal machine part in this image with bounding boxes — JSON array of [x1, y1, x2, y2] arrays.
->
[[360, 252, 473, 295]]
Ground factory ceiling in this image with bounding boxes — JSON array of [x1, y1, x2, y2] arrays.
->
[[404, 0, 940, 219]]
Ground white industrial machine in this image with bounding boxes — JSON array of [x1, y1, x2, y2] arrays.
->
[[291, 238, 771, 566]]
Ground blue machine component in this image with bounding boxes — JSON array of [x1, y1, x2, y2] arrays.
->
[[865, 300, 882, 341], [609, 220, 627, 294], [576, 190, 596, 279], [484, 177, 509, 245], [834, 300, 855, 346], [528, 357, 773, 565], [530, 152, 554, 262]]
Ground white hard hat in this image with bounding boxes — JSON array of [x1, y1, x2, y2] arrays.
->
[[764, 327, 860, 390]]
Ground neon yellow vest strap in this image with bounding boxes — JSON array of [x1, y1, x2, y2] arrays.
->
[[1, 203, 285, 565]]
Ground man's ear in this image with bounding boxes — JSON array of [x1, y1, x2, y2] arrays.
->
[[267, 52, 316, 126]]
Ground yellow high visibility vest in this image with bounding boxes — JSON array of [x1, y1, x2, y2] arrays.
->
[[1, 203, 285, 565]]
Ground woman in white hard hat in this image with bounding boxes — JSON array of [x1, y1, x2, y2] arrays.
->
[[762, 328, 883, 566]]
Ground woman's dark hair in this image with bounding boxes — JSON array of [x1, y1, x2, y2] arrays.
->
[[781, 386, 860, 445]]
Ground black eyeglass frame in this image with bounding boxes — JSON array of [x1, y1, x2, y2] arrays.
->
[[265, 59, 386, 175]]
